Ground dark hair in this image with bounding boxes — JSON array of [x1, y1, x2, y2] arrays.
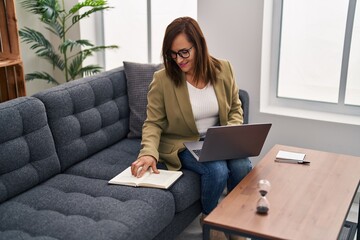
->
[[162, 17, 221, 87]]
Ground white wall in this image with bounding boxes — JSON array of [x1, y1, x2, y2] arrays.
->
[[198, 0, 360, 165], [15, 1, 54, 96]]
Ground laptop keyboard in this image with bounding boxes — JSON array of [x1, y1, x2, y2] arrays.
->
[[193, 149, 202, 157]]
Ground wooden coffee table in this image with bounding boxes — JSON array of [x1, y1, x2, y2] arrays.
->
[[203, 144, 360, 240]]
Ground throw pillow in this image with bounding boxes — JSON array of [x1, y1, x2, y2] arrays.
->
[[123, 61, 163, 138]]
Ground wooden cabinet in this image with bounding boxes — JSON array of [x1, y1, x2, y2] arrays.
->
[[0, 0, 26, 103]]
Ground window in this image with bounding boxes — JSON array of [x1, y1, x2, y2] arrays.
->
[[103, 0, 197, 70], [346, 0, 360, 106], [261, 0, 360, 125], [278, 1, 347, 103]]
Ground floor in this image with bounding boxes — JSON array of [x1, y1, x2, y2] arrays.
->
[[175, 202, 359, 240]]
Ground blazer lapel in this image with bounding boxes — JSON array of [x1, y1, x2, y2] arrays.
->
[[174, 74, 198, 134]]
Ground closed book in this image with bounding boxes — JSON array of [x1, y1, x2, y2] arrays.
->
[[275, 150, 309, 164]]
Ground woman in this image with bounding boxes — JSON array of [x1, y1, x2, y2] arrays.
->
[[131, 17, 251, 240]]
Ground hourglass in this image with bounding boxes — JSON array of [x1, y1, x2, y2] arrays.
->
[[256, 179, 271, 214]]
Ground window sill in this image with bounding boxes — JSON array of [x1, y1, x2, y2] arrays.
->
[[260, 103, 360, 126]]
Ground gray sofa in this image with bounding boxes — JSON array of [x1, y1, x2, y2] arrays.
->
[[0, 64, 249, 240]]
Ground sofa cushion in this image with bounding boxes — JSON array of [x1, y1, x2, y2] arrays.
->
[[166, 169, 201, 212], [0, 97, 60, 203], [34, 67, 130, 172], [0, 174, 175, 240], [65, 138, 201, 213], [123, 61, 163, 138], [65, 138, 141, 179]]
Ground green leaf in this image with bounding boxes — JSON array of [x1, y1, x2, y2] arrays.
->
[[25, 71, 60, 85], [78, 65, 102, 77], [43, 53, 65, 71], [19, 27, 54, 57], [19, 27, 64, 70], [68, 55, 84, 79], [71, 6, 110, 25], [59, 39, 94, 54], [21, 0, 61, 23], [69, 0, 107, 14], [68, 49, 104, 79], [82, 45, 119, 54], [45, 21, 64, 38]]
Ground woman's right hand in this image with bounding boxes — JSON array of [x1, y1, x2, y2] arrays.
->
[[131, 155, 159, 178]]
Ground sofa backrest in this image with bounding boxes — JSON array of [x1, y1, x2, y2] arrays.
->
[[0, 97, 60, 203], [239, 89, 249, 124], [34, 67, 130, 172]]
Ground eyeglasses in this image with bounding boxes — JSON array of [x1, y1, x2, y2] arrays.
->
[[169, 46, 193, 60]]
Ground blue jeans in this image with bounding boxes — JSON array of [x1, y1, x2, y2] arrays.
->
[[179, 149, 252, 215]]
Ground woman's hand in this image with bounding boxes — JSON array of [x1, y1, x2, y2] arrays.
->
[[131, 155, 160, 178]]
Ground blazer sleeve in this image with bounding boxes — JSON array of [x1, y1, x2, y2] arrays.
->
[[137, 73, 167, 161]]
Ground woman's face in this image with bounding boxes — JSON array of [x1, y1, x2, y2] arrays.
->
[[170, 33, 195, 75]]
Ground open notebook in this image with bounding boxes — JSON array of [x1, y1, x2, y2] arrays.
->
[[108, 167, 183, 189]]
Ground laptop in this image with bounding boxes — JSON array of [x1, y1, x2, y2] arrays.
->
[[183, 123, 272, 162]]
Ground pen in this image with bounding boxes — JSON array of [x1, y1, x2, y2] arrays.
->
[[298, 161, 310, 164], [275, 159, 310, 164]]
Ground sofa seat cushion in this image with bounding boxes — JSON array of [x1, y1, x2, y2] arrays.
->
[[64, 139, 201, 213], [0, 174, 175, 240], [166, 169, 201, 213], [64, 138, 141, 179]]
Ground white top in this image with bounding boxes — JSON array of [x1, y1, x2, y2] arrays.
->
[[187, 82, 219, 136]]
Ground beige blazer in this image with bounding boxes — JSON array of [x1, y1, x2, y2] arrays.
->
[[138, 59, 243, 170]]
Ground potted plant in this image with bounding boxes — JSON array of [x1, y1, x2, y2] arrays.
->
[[19, 0, 118, 85]]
